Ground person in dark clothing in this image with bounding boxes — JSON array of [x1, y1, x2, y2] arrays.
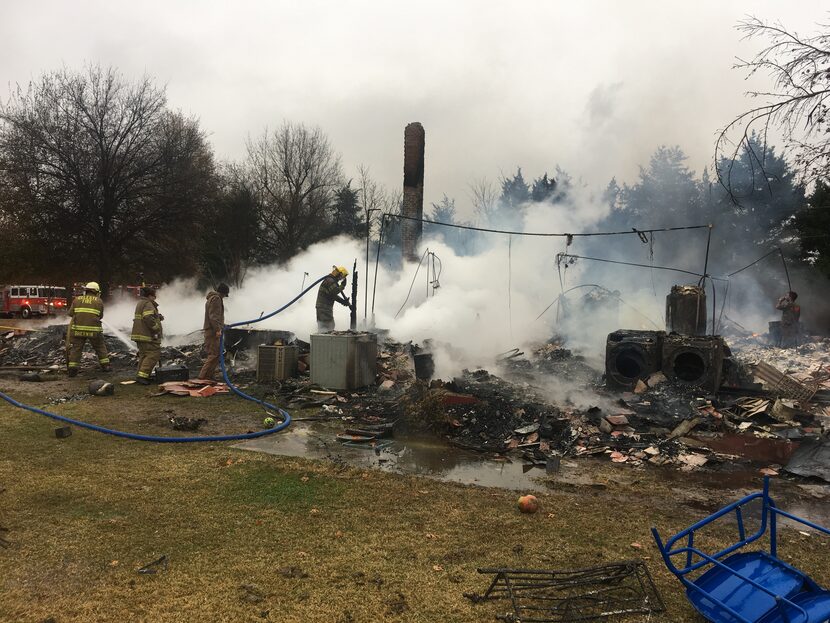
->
[[199, 283, 229, 380], [776, 291, 801, 347], [316, 266, 350, 332]]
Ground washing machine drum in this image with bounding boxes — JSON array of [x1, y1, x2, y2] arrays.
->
[[605, 330, 664, 388], [665, 347, 709, 384], [661, 336, 724, 391]]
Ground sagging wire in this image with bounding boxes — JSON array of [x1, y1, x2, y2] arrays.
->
[[430, 252, 442, 293], [425, 250, 442, 297], [535, 284, 662, 330], [386, 212, 711, 238], [726, 246, 791, 289], [716, 279, 731, 334], [648, 232, 657, 299], [557, 253, 728, 281], [394, 248, 430, 319], [370, 213, 387, 318], [553, 234, 576, 324]]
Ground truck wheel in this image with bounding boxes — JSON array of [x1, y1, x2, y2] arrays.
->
[[20, 306, 32, 319]]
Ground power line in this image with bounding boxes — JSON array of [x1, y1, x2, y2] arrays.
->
[[385, 212, 710, 238], [556, 253, 729, 282]]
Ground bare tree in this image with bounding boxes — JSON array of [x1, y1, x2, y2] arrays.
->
[[200, 163, 259, 287], [0, 65, 215, 291], [716, 16, 830, 193], [356, 164, 391, 235], [246, 122, 342, 262], [468, 177, 498, 224]]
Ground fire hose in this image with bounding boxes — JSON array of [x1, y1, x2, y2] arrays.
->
[[0, 275, 328, 442]]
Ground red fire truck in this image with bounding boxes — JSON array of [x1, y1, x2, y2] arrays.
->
[[0, 285, 69, 319]]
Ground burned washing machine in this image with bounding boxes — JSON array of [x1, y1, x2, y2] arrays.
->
[[661, 334, 725, 392], [666, 284, 707, 336], [605, 330, 665, 389]]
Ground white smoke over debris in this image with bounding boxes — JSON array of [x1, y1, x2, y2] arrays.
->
[[101, 179, 807, 380]]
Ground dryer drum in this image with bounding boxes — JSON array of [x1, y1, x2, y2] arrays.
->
[[667, 349, 708, 383], [612, 345, 648, 381], [605, 330, 665, 389], [661, 335, 725, 392]]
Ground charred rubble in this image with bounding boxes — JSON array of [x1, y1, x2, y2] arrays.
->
[[3, 305, 830, 481]]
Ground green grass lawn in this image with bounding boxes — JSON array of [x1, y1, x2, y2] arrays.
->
[[1, 380, 828, 622]]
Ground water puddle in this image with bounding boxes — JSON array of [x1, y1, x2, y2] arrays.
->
[[236, 421, 830, 526], [237, 421, 554, 491]]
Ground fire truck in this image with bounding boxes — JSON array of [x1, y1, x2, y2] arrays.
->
[[0, 285, 69, 319]]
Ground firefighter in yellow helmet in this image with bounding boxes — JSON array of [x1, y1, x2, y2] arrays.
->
[[66, 282, 110, 376], [130, 286, 164, 384], [315, 266, 350, 332]]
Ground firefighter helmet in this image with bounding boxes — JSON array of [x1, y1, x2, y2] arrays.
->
[[85, 282, 101, 293], [335, 266, 349, 277]]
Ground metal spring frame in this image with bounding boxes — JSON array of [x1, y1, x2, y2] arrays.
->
[[466, 560, 665, 622]]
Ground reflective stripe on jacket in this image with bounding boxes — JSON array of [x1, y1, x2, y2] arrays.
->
[[68, 295, 104, 337], [130, 297, 163, 344]]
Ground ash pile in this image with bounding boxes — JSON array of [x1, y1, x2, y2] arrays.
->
[[597, 284, 830, 480], [0, 324, 247, 374], [0, 325, 135, 368]]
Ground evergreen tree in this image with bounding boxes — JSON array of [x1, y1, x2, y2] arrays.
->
[[709, 135, 806, 268], [620, 146, 700, 225], [329, 182, 364, 238], [489, 168, 530, 228], [796, 180, 830, 277], [531, 173, 557, 203]]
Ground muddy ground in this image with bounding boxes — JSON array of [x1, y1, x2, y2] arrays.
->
[[2, 363, 830, 622]]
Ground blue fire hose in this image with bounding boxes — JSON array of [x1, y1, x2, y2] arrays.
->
[[0, 275, 328, 442]]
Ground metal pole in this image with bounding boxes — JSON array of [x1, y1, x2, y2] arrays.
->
[[426, 250, 430, 298], [779, 248, 792, 292], [371, 214, 386, 317], [702, 223, 713, 279], [350, 259, 358, 331], [365, 210, 370, 322], [364, 208, 379, 324]]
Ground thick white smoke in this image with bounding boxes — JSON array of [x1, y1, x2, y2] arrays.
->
[[100, 179, 789, 380]]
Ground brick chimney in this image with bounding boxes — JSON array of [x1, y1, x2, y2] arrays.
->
[[401, 122, 425, 262]]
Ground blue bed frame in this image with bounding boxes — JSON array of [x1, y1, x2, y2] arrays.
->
[[652, 477, 830, 623]]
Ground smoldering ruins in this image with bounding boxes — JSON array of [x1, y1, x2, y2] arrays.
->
[[3, 121, 829, 489]]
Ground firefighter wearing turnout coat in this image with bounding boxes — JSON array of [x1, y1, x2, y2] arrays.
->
[[67, 282, 110, 376], [316, 266, 350, 332], [131, 287, 163, 385], [198, 283, 229, 380]]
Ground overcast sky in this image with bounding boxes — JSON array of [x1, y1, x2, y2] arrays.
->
[[2, 1, 827, 215]]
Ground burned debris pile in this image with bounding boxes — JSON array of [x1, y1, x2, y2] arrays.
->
[[3, 312, 829, 483], [398, 370, 569, 454], [0, 324, 260, 374], [1, 325, 133, 368], [270, 327, 830, 480]]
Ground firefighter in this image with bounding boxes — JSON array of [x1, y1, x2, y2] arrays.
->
[[131, 286, 163, 384], [66, 282, 110, 376], [776, 291, 801, 348], [198, 282, 229, 380], [316, 266, 350, 332]]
